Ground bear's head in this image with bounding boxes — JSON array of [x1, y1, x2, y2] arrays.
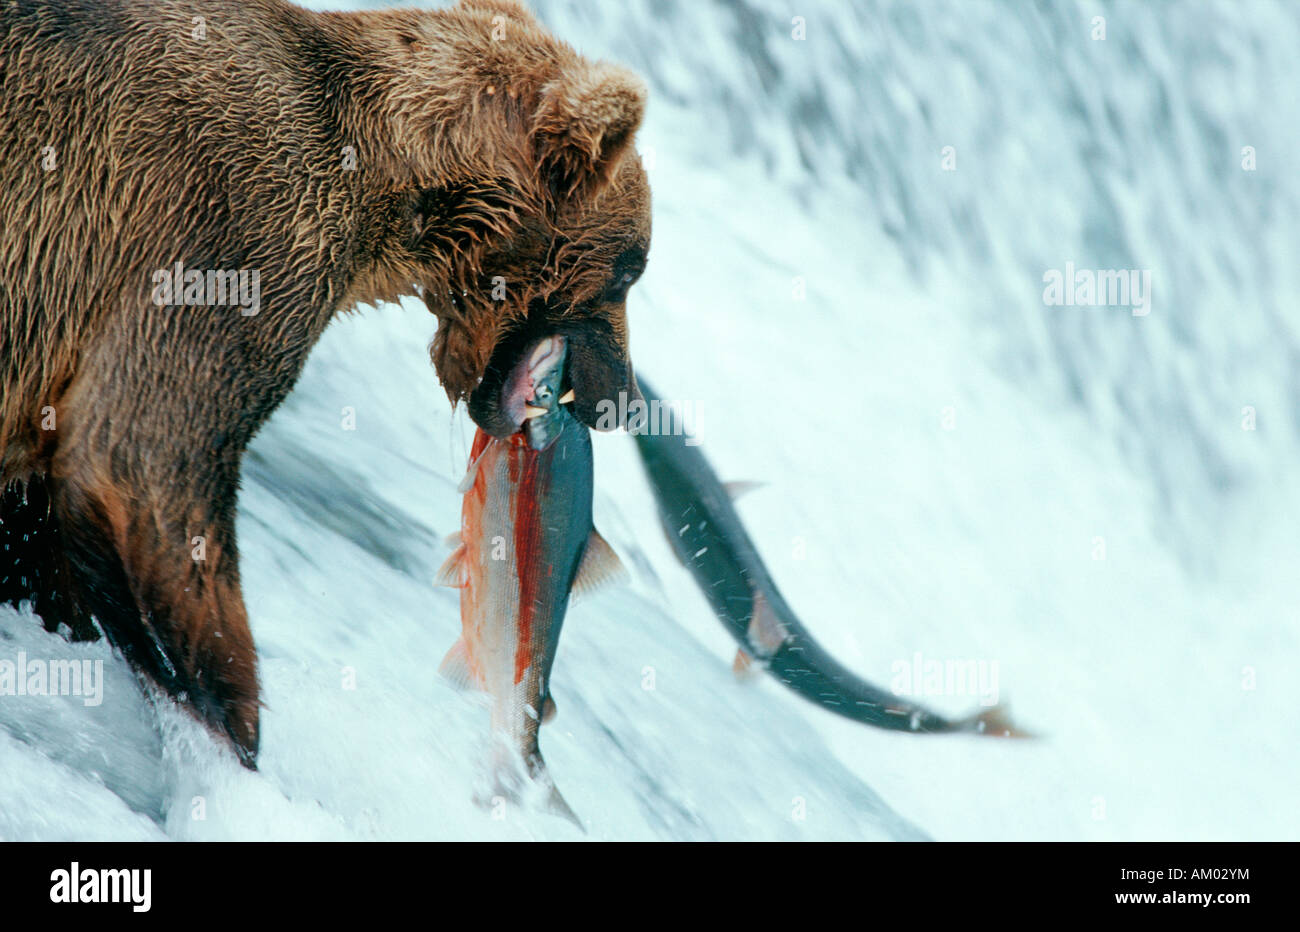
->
[[364, 0, 651, 437]]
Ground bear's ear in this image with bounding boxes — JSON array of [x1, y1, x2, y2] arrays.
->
[[532, 61, 646, 201], [457, 0, 537, 22]]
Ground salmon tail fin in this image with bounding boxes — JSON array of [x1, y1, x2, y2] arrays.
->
[[514, 751, 586, 832], [956, 705, 1035, 739], [545, 784, 586, 833]]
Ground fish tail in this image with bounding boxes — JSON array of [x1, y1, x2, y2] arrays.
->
[[952, 704, 1035, 739], [483, 749, 585, 831], [544, 782, 585, 833], [525, 753, 585, 832]]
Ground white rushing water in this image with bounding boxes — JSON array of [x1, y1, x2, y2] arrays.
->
[[2, 0, 1297, 840]]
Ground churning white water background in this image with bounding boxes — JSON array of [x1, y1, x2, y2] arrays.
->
[[2, 0, 1297, 840]]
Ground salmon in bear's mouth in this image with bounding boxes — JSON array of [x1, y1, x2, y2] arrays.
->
[[468, 322, 640, 438], [500, 334, 569, 432]]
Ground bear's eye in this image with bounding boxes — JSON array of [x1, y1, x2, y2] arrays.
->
[[602, 271, 637, 304], [600, 247, 647, 303]]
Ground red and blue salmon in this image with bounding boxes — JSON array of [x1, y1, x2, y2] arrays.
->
[[438, 335, 625, 827]]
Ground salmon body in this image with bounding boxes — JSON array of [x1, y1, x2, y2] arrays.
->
[[439, 336, 623, 825], [631, 375, 1027, 738]]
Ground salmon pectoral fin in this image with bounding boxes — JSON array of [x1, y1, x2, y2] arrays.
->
[[443, 530, 463, 550], [732, 647, 760, 681], [542, 695, 557, 723], [438, 637, 478, 691], [456, 444, 491, 494], [571, 528, 630, 600], [746, 590, 791, 657], [434, 543, 467, 588], [723, 479, 766, 502]]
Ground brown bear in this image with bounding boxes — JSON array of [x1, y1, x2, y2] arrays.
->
[[0, 0, 650, 766]]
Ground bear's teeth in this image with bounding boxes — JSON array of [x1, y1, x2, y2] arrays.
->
[[559, 389, 575, 404], [524, 405, 547, 419]]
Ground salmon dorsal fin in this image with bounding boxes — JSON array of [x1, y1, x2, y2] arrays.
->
[[723, 480, 766, 501], [572, 528, 629, 599], [439, 638, 477, 691], [434, 543, 466, 588]]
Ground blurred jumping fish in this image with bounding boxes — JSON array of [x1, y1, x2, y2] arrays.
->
[[630, 376, 1027, 738]]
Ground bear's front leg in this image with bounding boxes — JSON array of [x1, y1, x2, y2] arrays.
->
[[51, 439, 261, 767]]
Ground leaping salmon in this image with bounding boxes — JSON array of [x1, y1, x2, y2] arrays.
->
[[438, 335, 627, 828], [630, 376, 1026, 737]]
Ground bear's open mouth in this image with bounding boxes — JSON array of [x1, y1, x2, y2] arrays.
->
[[467, 320, 639, 438]]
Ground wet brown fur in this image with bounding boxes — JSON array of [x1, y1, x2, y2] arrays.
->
[[0, 0, 650, 764]]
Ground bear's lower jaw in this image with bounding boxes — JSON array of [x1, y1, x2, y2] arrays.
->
[[467, 321, 637, 439], [562, 327, 642, 433]]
